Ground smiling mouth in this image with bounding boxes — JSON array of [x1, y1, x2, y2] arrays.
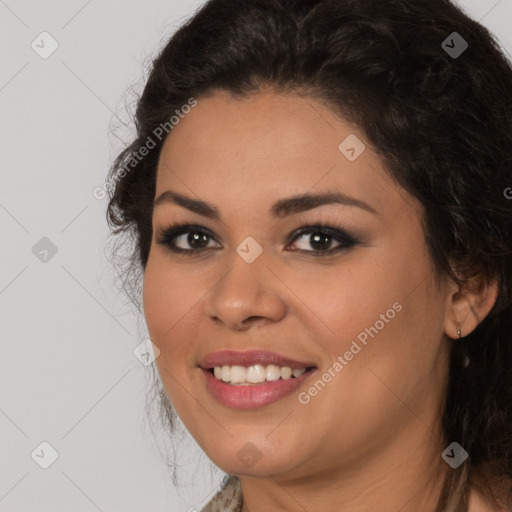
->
[[206, 364, 317, 385]]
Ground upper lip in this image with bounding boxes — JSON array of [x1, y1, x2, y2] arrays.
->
[[199, 350, 316, 370]]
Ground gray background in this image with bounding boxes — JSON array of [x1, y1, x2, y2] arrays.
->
[[1, 1, 511, 510]]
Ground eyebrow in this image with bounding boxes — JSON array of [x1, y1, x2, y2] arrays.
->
[[153, 189, 378, 219]]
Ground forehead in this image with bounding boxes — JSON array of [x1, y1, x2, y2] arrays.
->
[[154, 90, 416, 220]]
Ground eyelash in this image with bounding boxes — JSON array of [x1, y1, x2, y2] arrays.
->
[[156, 221, 359, 258]]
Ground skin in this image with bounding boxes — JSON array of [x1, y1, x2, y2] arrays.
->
[[142, 90, 499, 512]]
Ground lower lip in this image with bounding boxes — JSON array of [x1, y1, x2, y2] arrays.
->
[[200, 368, 316, 409]]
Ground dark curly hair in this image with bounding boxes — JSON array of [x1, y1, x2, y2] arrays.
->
[[105, 0, 512, 510]]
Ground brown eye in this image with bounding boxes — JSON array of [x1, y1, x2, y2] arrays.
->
[[156, 222, 358, 257], [288, 224, 357, 256], [157, 224, 220, 254]]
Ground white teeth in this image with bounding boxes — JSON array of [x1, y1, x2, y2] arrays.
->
[[211, 364, 309, 384], [246, 364, 266, 383], [221, 365, 230, 382], [280, 367, 292, 379], [230, 365, 247, 383], [265, 364, 281, 381]]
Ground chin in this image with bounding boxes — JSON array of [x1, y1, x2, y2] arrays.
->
[[204, 442, 304, 479]]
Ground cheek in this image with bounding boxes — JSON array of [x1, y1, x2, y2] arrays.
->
[[279, 253, 400, 347], [293, 247, 441, 381], [143, 249, 201, 320], [290, 264, 445, 452], [142, 261, 199, 411], [320, 258, 445, 411], [142, 255, 199, 362]]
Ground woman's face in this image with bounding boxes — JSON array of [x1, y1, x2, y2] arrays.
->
[[143, 90, 454, 480]]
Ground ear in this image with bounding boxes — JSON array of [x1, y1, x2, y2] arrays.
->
[[444, 272, 499, 339]]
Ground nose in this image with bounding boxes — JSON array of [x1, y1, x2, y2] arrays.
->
[[203, 252, 287, 331]]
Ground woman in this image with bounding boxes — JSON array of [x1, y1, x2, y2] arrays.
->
[[105, 0, 512, 510]]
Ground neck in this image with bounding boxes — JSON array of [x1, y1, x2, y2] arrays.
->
[[239, 421, 449, 512]]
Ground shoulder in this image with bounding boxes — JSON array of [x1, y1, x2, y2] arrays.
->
[[200, 475, 242, 512]]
